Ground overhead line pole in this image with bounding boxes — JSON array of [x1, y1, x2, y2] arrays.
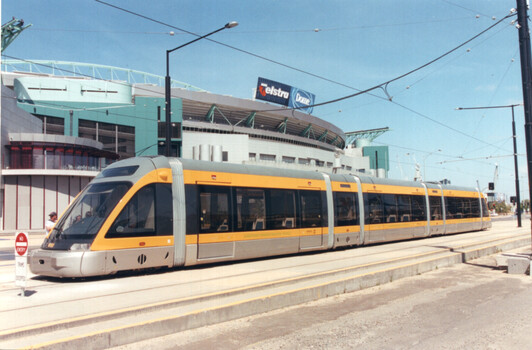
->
[[456, 104, 522, 227], [516, 0, 532, 256]]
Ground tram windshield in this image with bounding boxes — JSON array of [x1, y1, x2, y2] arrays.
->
[[44, 182, 132, 249]]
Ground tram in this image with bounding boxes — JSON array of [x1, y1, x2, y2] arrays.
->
[[29, 156, 490, 277]]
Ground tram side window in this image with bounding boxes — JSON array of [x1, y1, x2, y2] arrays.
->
[[470, 197, 481, 218], [462, 198, 472, 218], [267, 189, 296, 229], [383, 194, 398, 223], [155, 184, 173, 235], [300, 190, 323, 228], [185, 185, 199, 235], [446, 197, 454, 219], [429, 196, 442, 220], [481, 198, 489, 217], [446, 197, 462, 219], [411, 195, 425, 222], [456, 198, 467, 218], [334, 192, 357, 226], [107, 184, 173, 238], [235, 188, 266, 231], [367, 193, 383, 224], [199, 186, 231, 233]]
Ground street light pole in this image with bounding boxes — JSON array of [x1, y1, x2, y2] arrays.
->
[[456, 104, 523, 227], [165, 21, 238, 157]]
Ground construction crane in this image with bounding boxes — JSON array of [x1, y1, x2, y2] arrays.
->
[[1, 17, 32, 52]]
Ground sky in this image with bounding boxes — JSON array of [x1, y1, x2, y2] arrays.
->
[[2, 0, 530, 201]]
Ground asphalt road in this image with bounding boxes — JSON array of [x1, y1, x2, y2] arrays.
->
[[113, 252, 532, 350]]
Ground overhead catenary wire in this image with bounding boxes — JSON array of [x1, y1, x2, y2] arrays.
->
[[3, 13, 514, 157], [29, 2, 520, 117], [95, 0, 516, 114], [25, 28, 181, 35], [234, 16, 474, 33], [255, 14, 517, 112], [3, 4, 518, 167], [440, 0, 493, 19], [32, 17, 476, 35], [92, 0, 519, 152]]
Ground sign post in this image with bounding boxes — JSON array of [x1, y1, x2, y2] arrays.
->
[[14, 232, 29, 296]]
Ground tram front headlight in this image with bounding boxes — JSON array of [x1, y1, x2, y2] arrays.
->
[[69, 243, 91, 251]]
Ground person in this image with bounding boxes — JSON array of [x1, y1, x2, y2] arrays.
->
[[45, 211, 57, 235]]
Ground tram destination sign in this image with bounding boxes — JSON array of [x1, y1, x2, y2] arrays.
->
[[255, 77, 316, 113]]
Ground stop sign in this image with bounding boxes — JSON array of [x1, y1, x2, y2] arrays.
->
[[15, 232, 29, 257]]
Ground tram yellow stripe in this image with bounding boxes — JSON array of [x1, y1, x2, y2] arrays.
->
[[333, 225, 361, 234], [442, 189, 480, 198], [330, 182, 359, 192], [196, 227, 325, 244], [183, 169, 326, 190], [366, 221, 427, 230], [445, 217, 483, 224], [361, 183, 426, 195]]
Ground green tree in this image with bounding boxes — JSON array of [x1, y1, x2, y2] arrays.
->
[[488, 201, 511, 215], [522, 199, 530, 213]]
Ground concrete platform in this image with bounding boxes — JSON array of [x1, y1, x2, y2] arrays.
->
[[0, 220, 530, 349]]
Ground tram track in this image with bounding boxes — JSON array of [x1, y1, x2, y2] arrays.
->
[[0, 227, 516, 299], [0, 224, 529, 349], [0, 228, 527, 309]]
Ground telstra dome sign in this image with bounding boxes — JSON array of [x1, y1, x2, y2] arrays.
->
[[289, 87, 315, 114], [255, 77, 315, 114]]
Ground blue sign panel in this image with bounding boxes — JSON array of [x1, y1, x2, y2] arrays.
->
[[255, 77, 291, 106], [288, 87, 316, 114], [255, 77, 316, 113]]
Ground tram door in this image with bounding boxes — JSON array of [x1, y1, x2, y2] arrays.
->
[[197, 185, 234, 259], [299, 190, 324, 250]]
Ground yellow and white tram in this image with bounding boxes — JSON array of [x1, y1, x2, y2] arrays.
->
[[29, 156, 491, 277]]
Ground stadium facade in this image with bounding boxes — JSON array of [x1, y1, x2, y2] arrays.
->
[[0, 61, 389, 232]]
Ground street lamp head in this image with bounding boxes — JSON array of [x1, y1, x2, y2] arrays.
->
[[225, 21, 239, 29]]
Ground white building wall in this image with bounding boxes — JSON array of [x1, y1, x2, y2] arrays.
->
[[182, 131, 372, 174], [248, 138, 333, 165], [3, 177, 17, 231], [44, 176, 58, 222], [343, 147, 372, 174], [17, 176, 31, 230], [31, 176, 44, 230], [182, 132, 249, 163], [2, 175, 92, 232]]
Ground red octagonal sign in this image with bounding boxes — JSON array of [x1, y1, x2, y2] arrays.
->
[[15, 232, 28, 256]]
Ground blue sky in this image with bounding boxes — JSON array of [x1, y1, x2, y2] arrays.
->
[[2, 1, 529, 200]]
